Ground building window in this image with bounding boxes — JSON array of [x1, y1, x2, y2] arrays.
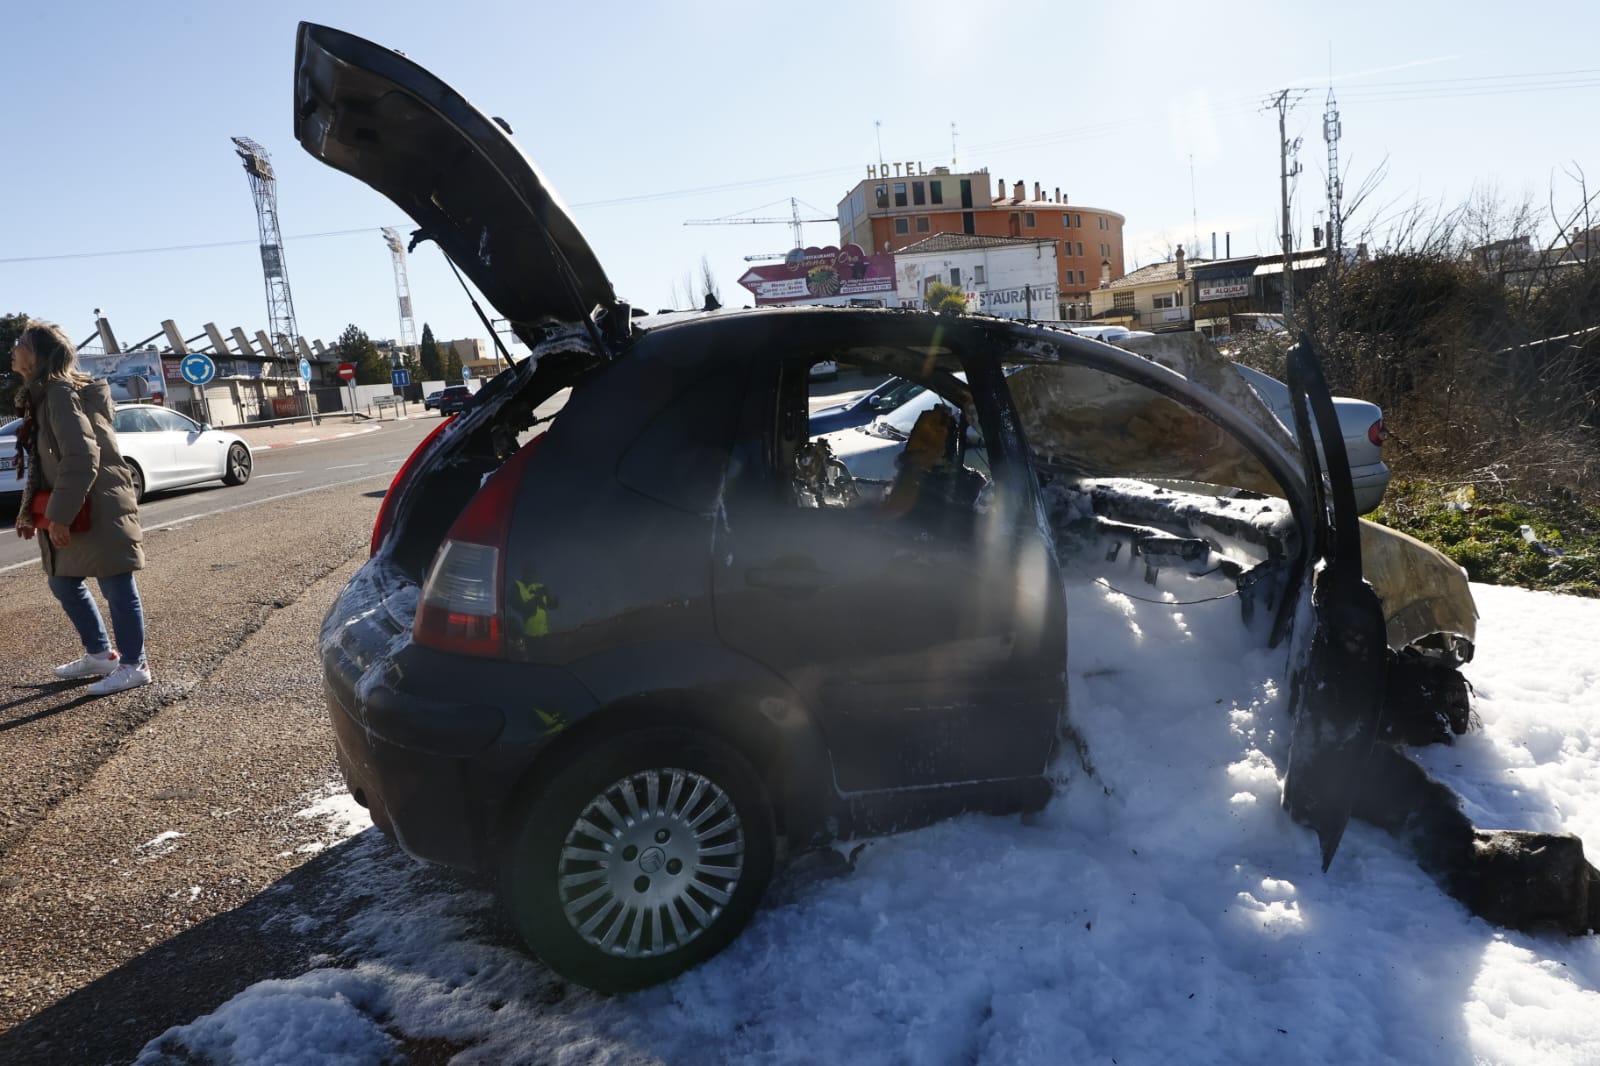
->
[[1100, 242, 1110, 257], [974, 265, 986, 284], [1024, 212, 1036, 228], [913, 182, 926, 206], [1078, 270, 1086, 285], [1076, 242, 1084, 257], [916, 216, 930, 232], [1098, 215, 1107, 230], [1062, 213, 1072, 227], [1153, 293, 1177, 310], [950, 268, 962, 287], [1075, 213, 1082, 227], [962, 211, 975, 234], [875, 185, 889, 209], [1113, 291, 1135, 310], [894, 217, 910, 235], [894, 182, 908, 207], [930, 180, 943, 205]]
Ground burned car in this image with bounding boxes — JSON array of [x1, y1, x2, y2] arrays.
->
[[299, 24, 1596, 993]]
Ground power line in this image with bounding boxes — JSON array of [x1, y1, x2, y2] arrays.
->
[[0, 225, 407, 265]]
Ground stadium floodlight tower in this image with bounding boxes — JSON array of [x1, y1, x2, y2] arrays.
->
[[382, 227, 418, 354], [232, 136, 301, 360]]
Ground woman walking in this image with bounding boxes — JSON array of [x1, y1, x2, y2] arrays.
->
[[11, 319, 152, 694]]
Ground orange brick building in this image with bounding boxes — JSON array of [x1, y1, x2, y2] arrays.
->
[[836, 166, 1126, 319]]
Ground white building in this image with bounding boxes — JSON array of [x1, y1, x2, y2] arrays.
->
[[892, 234, 1061, 319]]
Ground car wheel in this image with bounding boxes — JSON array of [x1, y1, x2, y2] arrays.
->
[[222, 443, 252, 486], [125, 460, 145, 503], [500, 727, 776, 994]]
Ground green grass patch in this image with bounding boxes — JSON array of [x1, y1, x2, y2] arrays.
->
[[1372, 481, 1600, 597]]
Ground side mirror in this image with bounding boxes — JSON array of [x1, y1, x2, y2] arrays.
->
[[200, 423, 213, 432], [866, 395, 888, 410]]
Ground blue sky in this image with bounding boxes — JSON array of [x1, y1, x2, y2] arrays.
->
[[4, 0, 1596, 354]]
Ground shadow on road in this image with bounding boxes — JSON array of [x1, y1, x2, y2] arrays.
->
[[0, 842, 365, 1066], [0, 682, 101, 733]]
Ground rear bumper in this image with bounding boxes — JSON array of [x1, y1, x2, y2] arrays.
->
[[319, 559, 596, 871], [1351, 461, 1391, 515]]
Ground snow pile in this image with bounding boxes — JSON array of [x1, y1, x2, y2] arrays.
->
[[137, 582, 1600, 1065]]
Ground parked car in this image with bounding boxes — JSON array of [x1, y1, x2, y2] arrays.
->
[[435, 384, 474, 416], [299, 22, 1482, 993], [1231, 363, 1389, 514], [0, 404, 252, 502], [807, 375, 926, 435], [808, 359, 839, 382], [423, 389, 445, 411]]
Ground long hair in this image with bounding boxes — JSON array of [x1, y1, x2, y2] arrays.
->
[[17, 319, 93, 388]]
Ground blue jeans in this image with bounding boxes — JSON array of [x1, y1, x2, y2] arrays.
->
[[47, 573, 146, 668]]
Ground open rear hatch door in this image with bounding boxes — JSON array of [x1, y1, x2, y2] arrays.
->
[[1282, 335, 1390, 869], [293, 22, 621, 341]]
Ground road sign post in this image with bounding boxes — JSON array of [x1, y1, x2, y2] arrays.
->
[[180, 354, 216, 427], [338, 362, 357, 419], [299, 357, 318, 426]]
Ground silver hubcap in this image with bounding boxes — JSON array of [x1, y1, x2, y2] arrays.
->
[[557, 768, 745, 958], [230, 448, 250, 480]]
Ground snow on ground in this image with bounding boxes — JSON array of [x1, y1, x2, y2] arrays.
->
[[135, 582, 1600, 1065]]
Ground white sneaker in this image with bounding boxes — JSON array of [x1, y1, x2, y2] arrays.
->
[[86, 661, 152, 696], [54, 651, 120, 679]]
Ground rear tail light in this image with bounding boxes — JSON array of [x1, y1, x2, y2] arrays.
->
[[1368, 419, 1388, 447], [412, 433, 545, 658], [371, 418, 456, 556]]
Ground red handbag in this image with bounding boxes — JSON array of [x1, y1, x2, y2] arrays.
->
[[29, 490, 92, 533]]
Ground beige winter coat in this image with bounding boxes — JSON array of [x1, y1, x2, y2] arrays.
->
[[30, 379, 145, 578]]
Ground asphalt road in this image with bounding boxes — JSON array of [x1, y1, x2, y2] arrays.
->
[[0, 424, 434, 1063]]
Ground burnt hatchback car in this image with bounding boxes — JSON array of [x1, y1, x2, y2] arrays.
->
[[299, 25, 1594, 993]]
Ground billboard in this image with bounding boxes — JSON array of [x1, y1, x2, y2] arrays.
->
[[737, 243, 895, 305], [77, 351, 167, 404], [1197, 277, 1251, 302]]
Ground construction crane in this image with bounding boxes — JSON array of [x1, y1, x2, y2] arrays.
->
[[381, 227, 419, 352], [685, 197, 837, 262], [231, 136, 300, 359]]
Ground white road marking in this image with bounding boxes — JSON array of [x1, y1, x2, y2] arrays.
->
[[255, 471, 303, 479], [325, 463, 368, 470]]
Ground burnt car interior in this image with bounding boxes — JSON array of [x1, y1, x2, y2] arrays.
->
[[769, 338, 1309, 651]]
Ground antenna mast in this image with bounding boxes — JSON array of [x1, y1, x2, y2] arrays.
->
[[231, 136, 300, 358], [1323, 88, 1343, 262], [382, 227, 419, 351]]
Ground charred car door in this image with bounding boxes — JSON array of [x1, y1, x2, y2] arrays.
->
[[711, 338, 1065, 795], [1281, 335, 1391, 869]]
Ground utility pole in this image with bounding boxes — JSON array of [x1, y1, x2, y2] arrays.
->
[[1267, 91, 1305, 328]]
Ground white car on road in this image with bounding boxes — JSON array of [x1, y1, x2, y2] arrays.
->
[[1, 404, 253, 503]]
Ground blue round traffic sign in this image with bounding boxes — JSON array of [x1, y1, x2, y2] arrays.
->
[[180, 353, 216, 386], [299, 357, 312, 382]]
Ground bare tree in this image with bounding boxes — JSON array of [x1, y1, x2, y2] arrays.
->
[[699, 255, 722, 307]]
